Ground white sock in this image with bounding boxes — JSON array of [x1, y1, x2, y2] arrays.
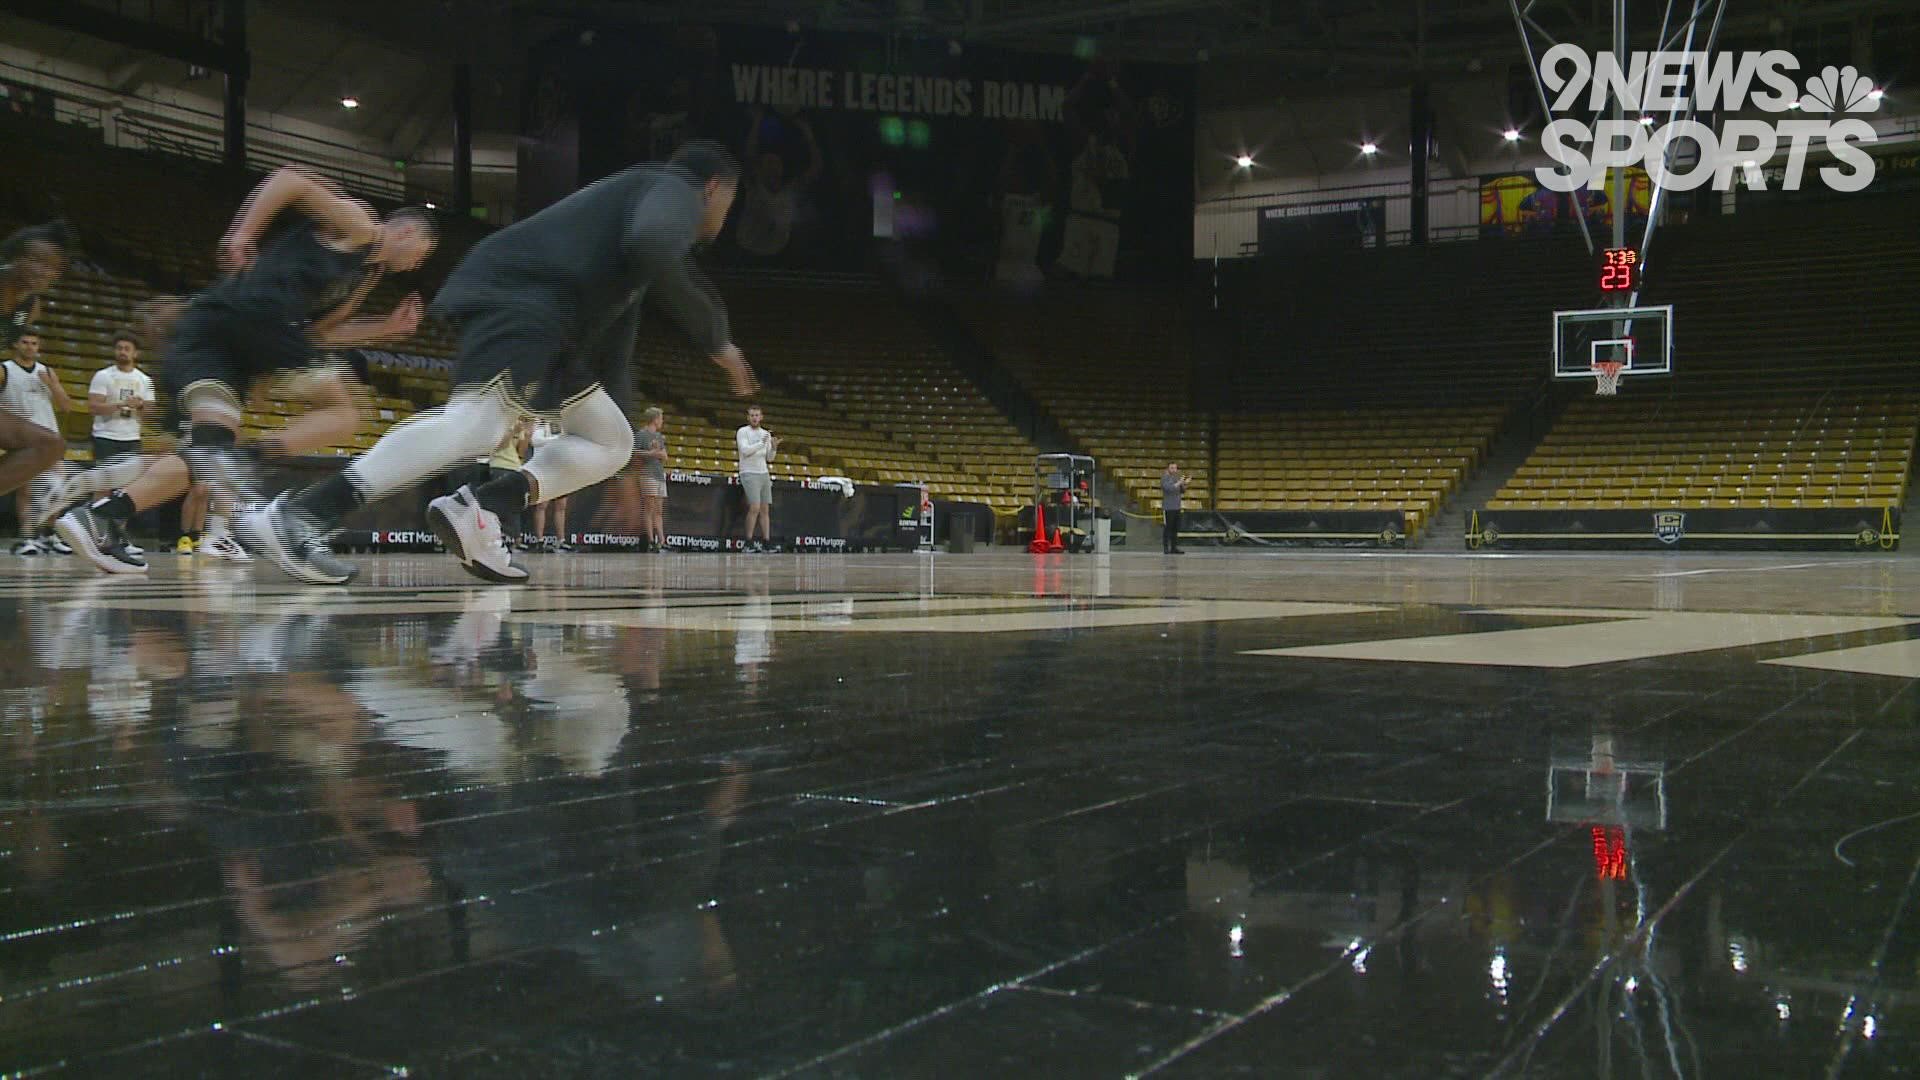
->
[[69, 456, 151, 499]]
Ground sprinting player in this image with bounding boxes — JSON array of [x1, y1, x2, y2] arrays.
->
[[53, 167, 435, 574], [2, 327, 77, 555], [245, 140, 758, 585], [48, 354, 246, 563], [637, 407, 668, 551], [735, 405, 777, 552], [0, 223, 72, 505]]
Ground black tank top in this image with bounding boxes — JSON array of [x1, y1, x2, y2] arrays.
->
[[206, 220, 376, 322]]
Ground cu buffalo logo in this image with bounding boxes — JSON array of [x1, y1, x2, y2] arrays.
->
[[1146, 90, 1183, 128], [1653, 511, 1686, 544]]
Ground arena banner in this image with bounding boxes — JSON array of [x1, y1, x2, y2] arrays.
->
[[1738, 146, 1920, 206], [1467, 506, 1901, 551], [271, 459, 920, 553], [519, 23, 1194, 280], [1257, 198, 1386, 255], [1183, 509, 1409, 549], [1480, 168, 1650, 237]]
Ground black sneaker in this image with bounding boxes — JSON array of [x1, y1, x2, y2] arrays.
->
[[53, 507, 147, 575], [106, 540, 147, 569]]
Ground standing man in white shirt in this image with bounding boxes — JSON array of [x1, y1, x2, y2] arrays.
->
[[1, 328, 76, 555], [87, 331, 153, 466], [735, 405, 778, 553], [86, 331, 155, 560]]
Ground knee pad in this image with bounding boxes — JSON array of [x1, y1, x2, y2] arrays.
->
[[178, 380, 244, 427]]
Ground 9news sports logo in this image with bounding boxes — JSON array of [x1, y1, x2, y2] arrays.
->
[[1535, 47, 1881, 193]]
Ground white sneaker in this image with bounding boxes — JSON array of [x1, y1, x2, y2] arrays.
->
[[201, 532, 252, 562], [426, 485, 528, 584], [26, 464, 73, 533], [124, 542, 145, 556], [11, 538, 44, 556], [44, 536, 73, 556]]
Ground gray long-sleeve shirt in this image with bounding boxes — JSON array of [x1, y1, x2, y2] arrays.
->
[[1161, 473, 1187, 512], [432, 163, 730, 355]]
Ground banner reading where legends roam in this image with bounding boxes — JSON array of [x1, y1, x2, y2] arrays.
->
[[518, 24, 1195, 281]]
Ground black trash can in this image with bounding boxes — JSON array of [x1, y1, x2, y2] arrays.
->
[[947, 512, 975, 553]]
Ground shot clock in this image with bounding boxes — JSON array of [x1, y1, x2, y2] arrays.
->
[[1600, 247, 1638, 292]]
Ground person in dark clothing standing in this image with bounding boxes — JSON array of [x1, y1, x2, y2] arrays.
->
[[1161, 461, 1188, 555], [247, 140, 758, 586]]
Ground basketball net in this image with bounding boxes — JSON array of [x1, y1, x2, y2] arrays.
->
[[1592, 361, 1625, 396]]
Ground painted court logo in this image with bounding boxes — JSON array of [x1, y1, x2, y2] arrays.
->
[[1536, 47, 1880, 193]]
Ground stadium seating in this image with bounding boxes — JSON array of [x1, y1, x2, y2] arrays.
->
[[1214, 406, 1504, 536], [1488, 393, 1916, 510], [1488, 196, 1920, 513], [959, 285, 1210, 512], [635, 277, 1038, 511]]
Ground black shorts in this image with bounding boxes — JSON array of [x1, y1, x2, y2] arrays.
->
[[445, 302, 631, 417], [161, 300, 314, 425], [92, 436, 141, 463]]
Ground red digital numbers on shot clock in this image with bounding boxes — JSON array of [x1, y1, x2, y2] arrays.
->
[[1600, 247, 1638, 292]]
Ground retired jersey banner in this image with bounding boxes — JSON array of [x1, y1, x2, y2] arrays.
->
[[1480, 168, 1651, 237], [520, 23, 1193, 280]]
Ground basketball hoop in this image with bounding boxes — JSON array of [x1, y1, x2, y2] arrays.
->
[[1592, 361, 1625, 396]]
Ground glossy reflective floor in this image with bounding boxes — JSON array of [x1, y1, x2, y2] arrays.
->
[[3, 549, 1918, 1078]]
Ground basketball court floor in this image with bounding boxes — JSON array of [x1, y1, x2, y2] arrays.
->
[[2, 548, 1916, 1076]]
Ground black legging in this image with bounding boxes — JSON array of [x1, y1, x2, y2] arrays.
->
[[1163, 509, 1182, 552]]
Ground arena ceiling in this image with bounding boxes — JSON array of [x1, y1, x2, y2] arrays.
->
[[2, 0, 1913, 149]]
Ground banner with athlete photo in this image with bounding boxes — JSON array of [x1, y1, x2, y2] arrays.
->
[[519, 24, 1194, 281], [1479, 168, 1651, 237]]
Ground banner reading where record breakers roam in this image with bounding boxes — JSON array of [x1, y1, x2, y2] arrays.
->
[[519, 24, 1194, 280]]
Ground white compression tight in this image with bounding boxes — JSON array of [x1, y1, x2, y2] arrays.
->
[[520, 388, 635, 503], [345, 385, 634, 506]]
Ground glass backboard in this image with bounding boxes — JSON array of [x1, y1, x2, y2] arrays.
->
[[1553, 304, 1673, 380]]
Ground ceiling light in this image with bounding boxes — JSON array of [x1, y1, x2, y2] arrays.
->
[[1639, 115, 1656, 125], [1359, 141, 1378, 155], [339, 96, 359, 110], [1502, 128, 1521, 142], [1868, 87, 1885, 102], [1234, 154, 1254, 168]]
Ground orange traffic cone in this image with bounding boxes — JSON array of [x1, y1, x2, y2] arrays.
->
[[1028, 503, 1051, 553]]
